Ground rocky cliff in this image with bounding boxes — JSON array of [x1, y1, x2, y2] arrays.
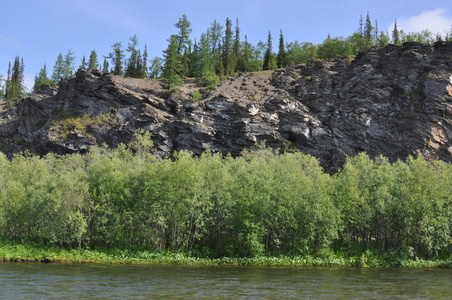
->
[[1, 42, 452, 172]]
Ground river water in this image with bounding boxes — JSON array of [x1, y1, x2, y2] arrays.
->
[[1, 263, 451, 299]]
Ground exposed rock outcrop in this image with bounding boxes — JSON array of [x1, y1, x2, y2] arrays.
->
[[1, 42, 452, 172]]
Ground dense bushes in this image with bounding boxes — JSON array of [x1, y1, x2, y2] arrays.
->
[[1, 132, 451, 260]]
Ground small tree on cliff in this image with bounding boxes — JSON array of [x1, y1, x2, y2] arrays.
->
[[276, 30, 287, 68], [162, 34, 183, 91], [392, 20, 400, 45], [108, 42, 125, 75], [88, 50, 99, 70]]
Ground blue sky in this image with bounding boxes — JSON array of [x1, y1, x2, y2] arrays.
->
[[1, 0, 451, 90]]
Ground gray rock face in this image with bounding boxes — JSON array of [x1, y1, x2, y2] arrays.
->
[[1, 42, 452, 172]]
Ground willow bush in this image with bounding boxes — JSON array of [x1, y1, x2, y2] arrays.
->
[[0, 133, 451, 260]]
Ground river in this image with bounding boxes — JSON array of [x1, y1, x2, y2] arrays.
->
[[1, 263, 451, 299]]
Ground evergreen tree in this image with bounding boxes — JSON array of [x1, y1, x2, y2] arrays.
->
[[143, 44, 149, 74], [108, 42, 125, 75], [63, 49, 76, 77], [33, 63, 51, 92], [363, 12, 373, 49], [125, 34, 139, 77], [276, 29, 286, 68], [102, 57, 109, 72], [208, 20, 223, 74], [135, 49, 146, 78], [375, 20, 379, 45], [80, 56, 87, 70], [359, 14, 363, 37], [5, 56, 25, 99], [0, 74, 4, 101], [174, 14, 192, 55], [88, 50, 99, 70], [182, 41, 192, 77], [162, 34, 183, 90], [5, 61, 11, 99], [238, 35, 250, 72], [222, 17, 234, 75], [189, 39, 199, 77], [208, 20, 223, 54], [52, 53, 65, 83], [378, 30, 391, 46], [392, 20, 400, 45], [233, 18, 241, 63], [262, 31, 274, 70], [148, 56, 162, 78], [197, 31, 219, 89]]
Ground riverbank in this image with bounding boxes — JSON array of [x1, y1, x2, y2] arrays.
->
[[2, 242, 452, 268]]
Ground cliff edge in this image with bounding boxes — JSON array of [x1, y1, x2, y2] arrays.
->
[[1, 42, 452, 172]]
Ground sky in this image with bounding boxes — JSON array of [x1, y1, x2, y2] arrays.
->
[[1, 0, 451, 91]]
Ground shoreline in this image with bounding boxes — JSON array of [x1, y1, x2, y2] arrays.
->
[[2, 243, 452, 268]]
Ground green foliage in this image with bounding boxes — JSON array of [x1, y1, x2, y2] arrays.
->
[[0, 138, 452, 263], [162, 35, 183, 91], [190, 90, 202, 101], [49, 112, 119, 141], [33, 63, 52, 93], [276, 30, 287, 68], [52, 53, 65, 83], [4, 56, 26, 100], [108, 42, 125, 76], [63, 49, 76, 77], [88, 49, 99, 70], [125, 35, 146, 78], [262, 31, 274, 70]]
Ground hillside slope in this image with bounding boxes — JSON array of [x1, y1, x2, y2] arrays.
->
[[1, 42, 452, 172]]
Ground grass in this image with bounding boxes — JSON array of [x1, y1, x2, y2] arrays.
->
[[2, 241, 452, 267], [49, 112, 119, 141]]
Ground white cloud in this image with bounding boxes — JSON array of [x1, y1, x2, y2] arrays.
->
[[390, 8, 452, 36]]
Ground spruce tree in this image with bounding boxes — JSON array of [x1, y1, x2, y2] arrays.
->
[[149, 57, 162, 79], [33, 63, 51, 92], [88, 50, 99, 70], [63, 49, 76, 77], [241, 35, 250, 72], [375, 20, 379, 46], [0, 74, 4, 101], [223, 17, 233, 75], [81, 56, 87, 70], [135, 49, 146, 78], [6, 56, 25, 99], [392, 20, 400, 45], [143, 44, 149, 75], [189, 39, 199, 77], [182, 41, 192, 77], [125, 35, 139, 77], [359, 14, 363, 37], [108, 42, 125, 75], [162, 34, 183, 90], [5, 61, 11, 99], [102, 57, 109, 72], [276, 29, 286, 68], [52, 53, 65, 83], [364, 12, 373, 49], [208, 20, 223, 54], [262, 31, 273, 70], [233, 18, 241, 73], [174, 14, 192, 56]]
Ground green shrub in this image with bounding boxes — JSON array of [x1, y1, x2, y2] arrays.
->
[[190, 90, 202, 101]]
